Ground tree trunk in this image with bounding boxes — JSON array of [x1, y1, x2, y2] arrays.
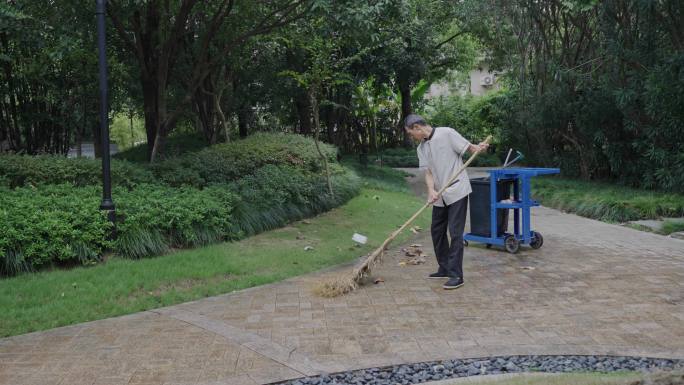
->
[[151, 127, 167, 162], [308, 88, 333, 196], [397, 77, 412, 147], [149, 90, 169, 162], [323, 102, 336, 143], [213, 92, 229, 143], [194, 84, 216, 143], [141, 76, 159, 161], [238, 105, 250, 138], [370, 121, 377, 155], [1, 32, 21, 151], [295, 90, 312, 135]]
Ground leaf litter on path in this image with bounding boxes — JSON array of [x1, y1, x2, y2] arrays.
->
[[398, 245, 428, 266]]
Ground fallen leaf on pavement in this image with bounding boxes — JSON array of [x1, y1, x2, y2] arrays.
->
[[398, 245, 427, 266]]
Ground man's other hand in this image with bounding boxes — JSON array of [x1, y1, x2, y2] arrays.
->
[[428, 189, 439, 204]]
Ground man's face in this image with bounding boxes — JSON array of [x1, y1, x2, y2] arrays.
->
[[405, 124, 425, 142]]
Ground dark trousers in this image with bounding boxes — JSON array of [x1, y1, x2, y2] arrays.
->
[[431, 196, 468, 279]]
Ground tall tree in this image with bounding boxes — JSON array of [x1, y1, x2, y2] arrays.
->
[[108, 0, 312, 161]]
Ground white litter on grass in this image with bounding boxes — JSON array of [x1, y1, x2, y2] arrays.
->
[[352, 233, 368, 244]]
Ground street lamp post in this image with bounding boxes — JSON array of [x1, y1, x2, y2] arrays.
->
[[96, 0, 115, 229]]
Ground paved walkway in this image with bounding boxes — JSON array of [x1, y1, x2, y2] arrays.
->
[[1, 169, 683, 385]]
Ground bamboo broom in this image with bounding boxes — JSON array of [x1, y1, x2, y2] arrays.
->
[[314, 135, 493, 298]]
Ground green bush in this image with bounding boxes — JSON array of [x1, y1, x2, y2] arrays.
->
[[532, 177, 684, 222], [228, 164, 360, 236], [114, 185, 236, 258], [423, 92, 507, 143], [1, 133, 358, 276], [0, 164, 360, 276], [152, 132, 338, 187], [0, 185, 112, 275], [0, 154, 155, 189], [0, 183, 238, 274]]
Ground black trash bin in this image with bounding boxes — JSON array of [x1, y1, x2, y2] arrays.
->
[[469, 178, 513, 237]]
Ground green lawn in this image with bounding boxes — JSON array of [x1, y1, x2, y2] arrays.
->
[[532, 177, 684, 224], [662, 219, 684, 235], [0, 187, 430, 337]]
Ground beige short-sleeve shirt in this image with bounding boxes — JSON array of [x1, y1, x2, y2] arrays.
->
[[416, 127, 472, 207]]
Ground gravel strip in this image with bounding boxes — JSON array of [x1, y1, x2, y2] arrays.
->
[[272, 355, 684, 385]]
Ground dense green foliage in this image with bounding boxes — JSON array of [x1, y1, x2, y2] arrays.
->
[[532, 178, 684, 223], [151, 133, 338, 187], [468, 0, 684, 192], [0, 155, 155, 188], [0, 1, 476, 160], [662, 220, 684, 235], [424, 91, 510, 145], [0, 185, 111, 275], [0, 133, 358, 276], [228, 165, 359, 237]]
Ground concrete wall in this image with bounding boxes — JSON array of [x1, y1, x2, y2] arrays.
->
[[468, 65, 500, 96], [426, 65, 501, 99]]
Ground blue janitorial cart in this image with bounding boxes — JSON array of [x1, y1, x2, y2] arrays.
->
[[464, 168, 560, 253]]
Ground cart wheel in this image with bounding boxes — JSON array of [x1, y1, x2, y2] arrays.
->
[[504, 235, 520, 254], [530, 231, 544, 249], [486, 244, 492, 249], [463, 240, 469, 247]]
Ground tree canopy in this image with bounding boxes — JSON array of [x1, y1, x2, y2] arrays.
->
[[1, 0, 683, 192]]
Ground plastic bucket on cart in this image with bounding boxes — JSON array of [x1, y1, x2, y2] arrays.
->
[[469, 177, 513, 237]]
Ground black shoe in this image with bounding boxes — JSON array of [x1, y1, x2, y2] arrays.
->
[[428, 272, 449, 279], [443, 277, 464, 290]]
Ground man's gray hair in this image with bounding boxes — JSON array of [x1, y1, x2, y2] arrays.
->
[[404, 114, 427, 128]]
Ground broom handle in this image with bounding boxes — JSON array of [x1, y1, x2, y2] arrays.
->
[[355, 135, 493, 274]]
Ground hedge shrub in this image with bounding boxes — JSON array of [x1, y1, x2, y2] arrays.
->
[[0, 166, 360, 276], [532, 178, 684, 222], [152, 132, 338, 187], [0, 155, 155, 189], [113, 184, 237, 258], [0, 185, 113, 275], [228, 164, 360, 236]]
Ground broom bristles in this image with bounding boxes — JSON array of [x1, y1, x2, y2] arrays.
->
[[313, 247, 385, 298], [312, 273, 358, 297]]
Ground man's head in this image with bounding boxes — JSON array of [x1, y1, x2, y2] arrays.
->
[[404, 114, 431, 141]]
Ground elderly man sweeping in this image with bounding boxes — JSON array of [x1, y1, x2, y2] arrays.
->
[[404, 114, 489, 290]]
